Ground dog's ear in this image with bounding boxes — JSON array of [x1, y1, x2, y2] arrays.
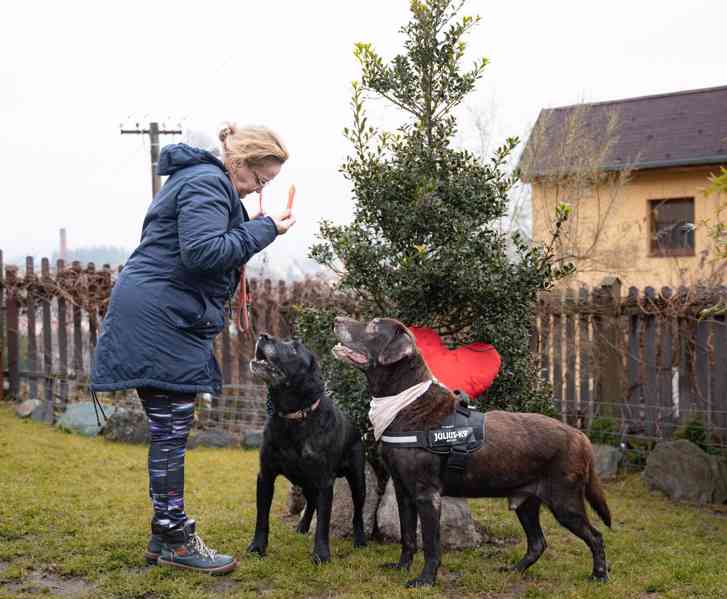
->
[[379, 329, 414, 365]]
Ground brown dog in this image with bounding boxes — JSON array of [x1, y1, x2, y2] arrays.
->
[[332, 316, 611, 587]]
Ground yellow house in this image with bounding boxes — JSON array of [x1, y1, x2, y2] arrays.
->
[[521, 85, 727, 290]]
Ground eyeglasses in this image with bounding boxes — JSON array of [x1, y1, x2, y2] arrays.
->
[[251, 168, 270, 189]]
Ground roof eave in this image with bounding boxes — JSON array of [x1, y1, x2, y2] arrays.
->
[[522, 155, 727, 182]]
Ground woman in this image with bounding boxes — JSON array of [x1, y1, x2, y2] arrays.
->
[[91, 124, 295, 575]]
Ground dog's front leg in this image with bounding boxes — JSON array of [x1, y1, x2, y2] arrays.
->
[[311, 484, 334, 564], [247, 468, 277, 557], [406, 489, 442, 588], [381, 477, 417, 571]]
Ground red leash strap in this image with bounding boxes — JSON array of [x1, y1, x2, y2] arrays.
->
[[236, 189, 263, 335], [236, 266, 250, 334]]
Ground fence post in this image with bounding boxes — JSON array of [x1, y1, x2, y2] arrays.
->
[[578, 287, 592, 429], [658, 287, 675, 437], [714, 288, 726, 447], [593, 277, 622, 421], [26, 257, 38, 399], [551, 290, 563, 418], [41, 258, 54, 418], [539, 295, 551, 387], [57, 259, 69, 406], [87, 263, 98, 374], [0, 249, 4, 401], [71, 261, 83, 399], [564, 288, 577, 426], [6, 266, 19, 399]]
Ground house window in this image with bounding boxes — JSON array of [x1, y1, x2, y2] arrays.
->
[[648, 197, 695, 256]]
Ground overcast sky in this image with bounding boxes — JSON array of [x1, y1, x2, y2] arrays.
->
[[1, 0, 725, 271]]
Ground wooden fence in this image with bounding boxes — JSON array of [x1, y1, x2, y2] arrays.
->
[[534, 277, 727, 450], [3, 250, 725, 450], [0, 250, 337, 436]]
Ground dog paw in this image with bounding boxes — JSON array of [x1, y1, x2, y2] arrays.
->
[[590, 572, 609, 583], [500, 562, 528, 574], [406, 576, 434, 588], [246, 542, 266, 558], [312, 550, 331, 565], [353, 535, 367, 549], [380, 561, 411, 571]]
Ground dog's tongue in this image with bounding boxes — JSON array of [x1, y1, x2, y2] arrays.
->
[[333, 343, 368, 364]]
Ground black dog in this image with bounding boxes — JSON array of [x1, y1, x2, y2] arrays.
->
[[333, 317, 611, 587], [247, 333, 367, 564]]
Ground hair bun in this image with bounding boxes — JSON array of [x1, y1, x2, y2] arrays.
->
[[218, 125, 235, 143]]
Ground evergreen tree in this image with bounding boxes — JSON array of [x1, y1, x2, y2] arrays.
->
[[297, 0, 572, 435]]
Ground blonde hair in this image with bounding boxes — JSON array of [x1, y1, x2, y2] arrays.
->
[[218, 123, 289, 168]]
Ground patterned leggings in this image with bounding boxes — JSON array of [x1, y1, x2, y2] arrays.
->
[[138, 388, 196, 530]]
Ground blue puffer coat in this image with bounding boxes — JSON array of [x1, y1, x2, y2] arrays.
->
[[90, 144, 278, 394]]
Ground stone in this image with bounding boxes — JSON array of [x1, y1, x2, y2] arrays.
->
[[102, 408, 150, 444], [308, 464, 381, 539], [642, 439, 727, 505], [242, 430, 264, 449], [287, 485, 306, 516], [188, 429, 238, 449], [16, 399, 41, 418], [376, 479, 482, 549], [592, 444, 623, 480], [30, 399, 55, 424], [56, 402, 117, 437]]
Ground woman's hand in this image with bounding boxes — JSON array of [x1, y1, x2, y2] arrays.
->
[[271, 209, 296, 235]]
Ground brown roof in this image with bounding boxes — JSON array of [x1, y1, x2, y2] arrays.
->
[[520, 85, 727, 179]]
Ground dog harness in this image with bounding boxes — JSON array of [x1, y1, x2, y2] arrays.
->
[[381, 396, 486, 493]]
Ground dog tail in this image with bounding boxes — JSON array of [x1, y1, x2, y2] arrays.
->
[[585, 459, 612, 528]]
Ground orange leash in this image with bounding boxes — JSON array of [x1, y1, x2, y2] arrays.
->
[[236, 266, 249, 334], [236, 189, 262, 335]]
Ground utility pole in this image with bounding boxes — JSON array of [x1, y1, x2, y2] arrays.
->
[[120, 121, 182, 197], [59, 228, 67, 261]]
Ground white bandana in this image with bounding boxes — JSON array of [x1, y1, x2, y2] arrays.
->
[[369, 380, 434, 441]]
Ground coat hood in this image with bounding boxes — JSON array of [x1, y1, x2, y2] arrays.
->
[[157, 143, 226, 176]]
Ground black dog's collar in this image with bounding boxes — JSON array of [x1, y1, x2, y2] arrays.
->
[[277, 398, 321, 421]]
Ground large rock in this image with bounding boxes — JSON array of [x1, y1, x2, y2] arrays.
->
[[642, 440, 727, 505], [31, 399, 55, 424], [376, 479, 482, 549], [287, 485, 306, 516], [102, 408, 150, 444], [188, 429, 238, 449], [592, 444, 623, 480], [308, 464, 381, 539], [241, 431, 264, 449], [16, 399, 41, 418], [56, 402, 117, 437]]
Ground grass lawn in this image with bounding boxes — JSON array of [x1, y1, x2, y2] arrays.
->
[[1, 404, 726, 598]]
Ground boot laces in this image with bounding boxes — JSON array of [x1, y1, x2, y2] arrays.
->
[[189, 533, 218, 560]]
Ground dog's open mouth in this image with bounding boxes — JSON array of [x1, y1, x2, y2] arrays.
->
[[332, 343, 368, 366], [250, 342, 284, 381], [249, 357, 279, 380]]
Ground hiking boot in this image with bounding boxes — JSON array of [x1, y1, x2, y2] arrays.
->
[[145, 519, 196, 565], [157, 520, 238, 575]]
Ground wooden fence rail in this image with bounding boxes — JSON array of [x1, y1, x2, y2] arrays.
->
[[3, 253, 725, 451], [0, 253, 337, 436], [534, 277, 727, 450]]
